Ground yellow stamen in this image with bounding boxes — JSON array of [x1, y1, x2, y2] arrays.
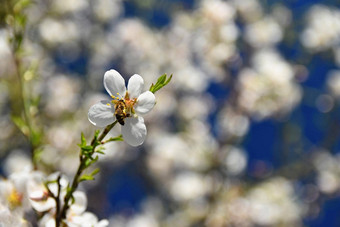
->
[[8, 189, 22, 209]]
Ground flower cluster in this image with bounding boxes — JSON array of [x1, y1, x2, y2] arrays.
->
[[301, 5, 340, 51], [236, 49, 302, 120], [0, 168, 108, 227]]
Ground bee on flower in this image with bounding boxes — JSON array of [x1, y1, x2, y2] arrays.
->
[[88, 69, 156, 146]]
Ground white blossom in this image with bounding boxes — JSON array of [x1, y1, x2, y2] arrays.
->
[[88, 69, 156, 146], [237, 49, 301, 120], [301, 5, 340, 51]]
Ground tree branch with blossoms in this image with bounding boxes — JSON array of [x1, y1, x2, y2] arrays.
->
[[53, 70, 171, 226]]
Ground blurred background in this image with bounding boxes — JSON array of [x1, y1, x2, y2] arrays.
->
[[1, 0, 340, 226]]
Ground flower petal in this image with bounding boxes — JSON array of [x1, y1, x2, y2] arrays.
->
[[30, 197, 56, 213], [88, 100, 115, 127], [103, 69, 126, 97], [98, 220, 109, 227], [135, 91, 156, 115], [70, 191, 87, 215], [127, 74, 144, 99], [121, 117, 147, 146]]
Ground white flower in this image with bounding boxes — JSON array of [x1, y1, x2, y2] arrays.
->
[[0, 170, 44, 214], [0, 203, 29, 227], [88, 69, 156, 146], [67, 212, 109, 227], [27, 173, 58, 213], [65, 191, 109, 227]]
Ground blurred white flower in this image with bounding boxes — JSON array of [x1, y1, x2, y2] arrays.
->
[[220, 146, 248, 176], [88, 69, 156, 146], [68, 212, 109, 227], [301, 5, 340, 51], [148, 121, 217, 178], [170, 172, 211, 201], [28, 173, 108, 226], [201, 0, 236, 24], [0, 203, 29, 227], [245, 17, 283, 48], [217, 107, 250, 138], [177, 94, 214, 121], [237, 49, 301, 120], [271, 4, 292, 27], [206, 193, 251, 227], [174, 66, 209, 92], [52, 0, 88, 14], [92, 0, 123, 22], [247, 177, 302, 226], [45, 75, 81, 117], [0, 180, 25, 213], [0, 170, 47, 224], [317, 170, 340, 194], [327, 70, 340, 98], [232, 0, 263, 22], [147, 132, 189, 178], [313, 151, 340, 194], [27, 174, 55, 213], [65, 191, 109, 227], [39, 18, 80, 45], [3, 150, 32, 175], [126, 214, 158, 227]]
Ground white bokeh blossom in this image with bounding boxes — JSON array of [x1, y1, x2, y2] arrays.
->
[[88, 69, 156, 146]]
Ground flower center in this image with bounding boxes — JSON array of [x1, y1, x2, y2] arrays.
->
[[108, 92, 137, 125], [8, 189, 23, 209], [110, 92, 137, 113]]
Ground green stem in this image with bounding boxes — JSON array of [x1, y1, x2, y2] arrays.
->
[[5, 0, 39, 169], [56, 121, 118, 226]]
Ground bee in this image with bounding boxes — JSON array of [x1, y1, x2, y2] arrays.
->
[[114, 100, 130, 125]]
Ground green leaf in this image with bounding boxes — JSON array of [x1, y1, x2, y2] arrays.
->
[[79, 168, 100, 182], [149, 74, 172, 94], [11, 115, 29, 136], [79, 174, 94, 182], [81, 145, 93, 152], [93, 140, 101, 147], [95, 146, 106, 154], [45, 179, 58, 185], [164, 74, 172, 86], [78, 133, 87, 148], [32, 147, 43, 163], [84, 155, 98, 167], [96, 149, 105, 155], [81, 133, 86, 146], [103, 134, 124, 144], [84, 157, 92, 167], [94, 130, 100, 139], [157, 74, 167, 84], [90, 168, 100, 177], [66, 185, 72, 195], [14, 0, 32, 14], [31, 130, 42, 147]]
